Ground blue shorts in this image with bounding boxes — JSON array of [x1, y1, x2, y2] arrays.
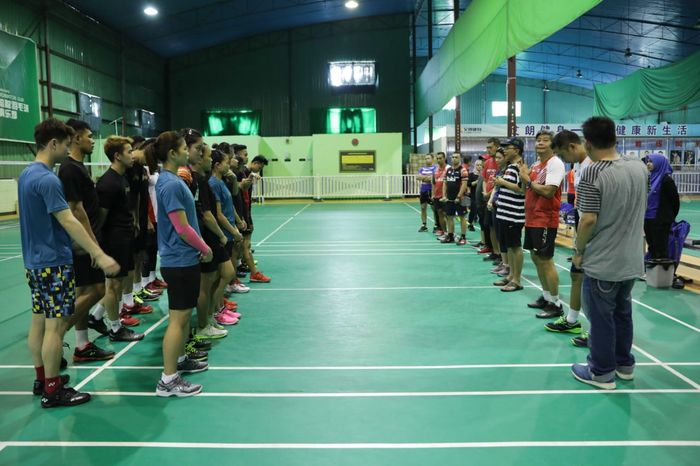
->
[[26, 265, 76, 318]]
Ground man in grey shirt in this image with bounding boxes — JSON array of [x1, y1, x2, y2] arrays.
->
[[571, 116, 648, 390]]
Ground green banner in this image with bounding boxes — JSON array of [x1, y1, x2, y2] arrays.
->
[[594, 50, 700, 120], [0, 30, 41, 143], [415, 0, 601, 124]]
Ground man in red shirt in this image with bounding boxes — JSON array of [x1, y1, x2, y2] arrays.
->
[[481, 138, 501, 261], [431, 152, 448, 236], [519, 130, 566, 319]]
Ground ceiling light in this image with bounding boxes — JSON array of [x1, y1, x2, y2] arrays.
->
[[576, 69, 583, 78], [542, 82, 550, 92], [345, 1, 359, 9], [144, 6, 158, 16]]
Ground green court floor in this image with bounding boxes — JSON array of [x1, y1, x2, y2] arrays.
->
[[0, 201, 698, 465]]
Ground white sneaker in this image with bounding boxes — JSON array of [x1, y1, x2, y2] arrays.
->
[[233, 282, 250, 293], [209, 317, 225, 331], [196, 324, 228, 339], [224, 284, 235, 294]]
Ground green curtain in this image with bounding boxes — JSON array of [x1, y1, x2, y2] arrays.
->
[[593, 50, 700, 120], [415, 0, 601, 124]]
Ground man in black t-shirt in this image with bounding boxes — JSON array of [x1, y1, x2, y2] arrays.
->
[[440, 153, 468, 244], [59, 119, 114, 363], [95, 136, 145, 343]]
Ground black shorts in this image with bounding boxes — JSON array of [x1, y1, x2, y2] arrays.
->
[[73, 253, 105, 288], [523, 227, 558, 258], [26, 265, 75, 318], [497, 220, 523, 251], [483, 207, 493, 229], [101, 240, 135, 279], [201, 242, 229, 274], [420, 191, 432, 205], [432, 198, 443, 211], [442, 200, 466, 217], [161, 264, 201, 310]]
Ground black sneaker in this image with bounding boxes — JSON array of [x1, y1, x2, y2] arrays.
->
[[440, 234, 455, 243], [186, 347, 209, 362], [236, 270, 247, 278], [544, 316, 582, 334], [432, 226, 438, 233], [572, 332, 589, 347], [177, 357, 209, 374], [109, 326, 145, 342], [73, 342, 115, 363], [492, 259, 502, 266], [41, 386, 91, 408], [483, 253, 499, 262], [418, 225, 428, 232], [527, 295, 547, 309], [536, 303, 564, 319], [468, 225, 475, 231], [87, 315, 109, 335], [187, 337, 212, 352], [33, 374, 70, 395]]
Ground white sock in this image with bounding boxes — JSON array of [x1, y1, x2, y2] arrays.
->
[[92, 303, 106, 320], [123, 293, 134, 307], [75, 330, 90, 350], [106, 318, 121, 333], [149, 271, 156, 282], [567, 309, 580, 324], [161, 372, 178, 384], [551, 294, 561, 306], [543, 291, 553, 302], [177, 355, 187, 363], [141, 276, 151, 288], [133, 282, 143, 293]]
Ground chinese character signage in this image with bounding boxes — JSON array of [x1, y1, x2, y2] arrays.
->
[[0, 30, 41, 143], [446, 123, 700, 138]]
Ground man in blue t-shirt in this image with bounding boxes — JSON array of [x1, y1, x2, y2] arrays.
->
[[416, 154, 436, 232], [19, 118, 119, 408]]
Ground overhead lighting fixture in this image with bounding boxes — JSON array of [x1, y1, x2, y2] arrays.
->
[[576, 69, 583, 78], [345, 1, 359, 9], [624, 47, 632, 58], [144, 6, 158, 16], [542, 82, 550, 92]]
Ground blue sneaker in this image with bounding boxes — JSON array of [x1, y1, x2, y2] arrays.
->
[[571, 363, 616, 390]]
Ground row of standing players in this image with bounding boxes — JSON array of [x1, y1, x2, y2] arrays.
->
[[19, 118, 271, 407], [414, 118, 654, 390]]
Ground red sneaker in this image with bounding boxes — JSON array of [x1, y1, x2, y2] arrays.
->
[[145, 283, 162, 294], [151, 278, 168, 289], [224, 299, 238, 310], [250, 271, 271, 283], [435, 230, 444, 236], [119, 312, 141, 326], [122, 303, 153, 315], [478, 247, 493, 254]]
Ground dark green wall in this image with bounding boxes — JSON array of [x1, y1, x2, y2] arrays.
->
[[169, 14, 411, 144], [0, 0, 168, 175]]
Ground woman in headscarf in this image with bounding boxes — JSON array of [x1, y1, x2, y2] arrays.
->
[[644, 153, 680, 259]]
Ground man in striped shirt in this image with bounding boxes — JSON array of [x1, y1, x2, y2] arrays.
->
[[493, 138, 526, 292], [570, 116, 648, 390]]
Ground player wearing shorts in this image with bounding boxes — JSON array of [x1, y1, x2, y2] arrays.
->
[[417, 154, 436, 232], [432, 152, 448, 237], [20, 118, 119, 407], [440, 153, 468, 244]]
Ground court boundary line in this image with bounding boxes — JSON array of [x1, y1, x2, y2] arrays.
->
[[254, 204, 311, 247], [2, 361, 699, 371], [1, 440, 699, 449], [0, 388, 698, 398]]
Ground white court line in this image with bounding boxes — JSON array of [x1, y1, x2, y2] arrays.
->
[[255, 252, 479, 256], [1, 388, 697, 398], [1, 440, 699, 449], [73, 315, 169, 391], [0, 255, 21, 262], [552, 262, 700, 334], [4, 361, 700, 371], [255, 204, 311, 247], [249, 285, 571, 291]]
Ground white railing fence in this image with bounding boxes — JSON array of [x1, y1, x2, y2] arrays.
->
[[253, 175, 423, 200]]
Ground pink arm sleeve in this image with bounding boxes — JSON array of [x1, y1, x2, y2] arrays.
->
[[168, 211, 210, 256]]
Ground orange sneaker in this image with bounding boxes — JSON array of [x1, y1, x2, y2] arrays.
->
[[250, 271, 271, 283], [122, 303, 153, 315]]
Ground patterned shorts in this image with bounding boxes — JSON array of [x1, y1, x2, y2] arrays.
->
[[25, 265, 76, 318]]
